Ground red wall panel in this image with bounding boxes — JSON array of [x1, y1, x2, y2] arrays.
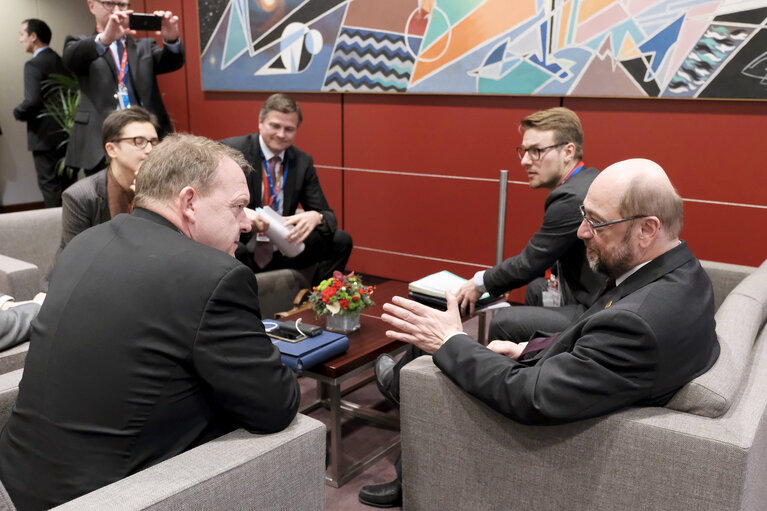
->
[[565, 97, 767, 205], [169, 0, 765, 286]]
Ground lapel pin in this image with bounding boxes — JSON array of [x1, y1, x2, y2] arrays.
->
[[605, 300, 612, 309]]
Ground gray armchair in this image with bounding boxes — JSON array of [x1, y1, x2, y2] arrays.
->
[[0, 208, 62, 301], [400, 260, 765, 510], [0, 369, 326, 510]]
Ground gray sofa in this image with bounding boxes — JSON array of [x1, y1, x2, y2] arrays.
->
[[0, 369, 325, 511], [400, 259, 766, 510]]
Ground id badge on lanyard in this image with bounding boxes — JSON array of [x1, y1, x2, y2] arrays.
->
[[117, 82, 130, 110], [112, 40, 130, 110]]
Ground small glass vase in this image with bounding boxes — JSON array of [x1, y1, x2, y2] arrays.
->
[[325, 312, 361, 334]]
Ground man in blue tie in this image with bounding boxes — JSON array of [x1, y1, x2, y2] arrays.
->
[[222, 93, 353, 285]]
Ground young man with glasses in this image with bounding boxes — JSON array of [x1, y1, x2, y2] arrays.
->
[[59, 107, 159, 250], [360, 107, 606, 508], [63, 0, 184, 176]]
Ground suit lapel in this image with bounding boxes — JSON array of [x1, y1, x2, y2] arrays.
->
[[95, 31, 120, 82], [581, 242, 694, 320], [248, 135, 265, 208], [126, 36, 139, 98], [282, 146, 299, 215]]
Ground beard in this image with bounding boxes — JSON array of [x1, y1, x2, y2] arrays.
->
[[586, 227, 636, 280]]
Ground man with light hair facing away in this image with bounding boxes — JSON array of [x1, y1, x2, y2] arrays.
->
[[382, 157, 719, 428], [0, 134, 300, 511]]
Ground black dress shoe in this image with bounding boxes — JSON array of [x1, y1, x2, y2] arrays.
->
[[359, 479, 402, 508], [375, 354, 399, 406]]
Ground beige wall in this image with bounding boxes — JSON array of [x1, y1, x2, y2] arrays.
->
[[0, 0, 92, 207]]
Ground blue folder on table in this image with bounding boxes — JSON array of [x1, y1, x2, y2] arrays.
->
[[263, 320, 349, 372]]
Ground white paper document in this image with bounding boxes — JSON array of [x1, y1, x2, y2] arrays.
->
[[257, 206, 305, 257], [408, 270, 491, 300]]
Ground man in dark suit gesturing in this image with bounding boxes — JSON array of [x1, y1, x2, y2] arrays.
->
[[383, 158, 719, 425], [0, 134, 300, 510], [223, 93, 353, 284], [63, 1, 185, 175], [14, 19, 75, 206]]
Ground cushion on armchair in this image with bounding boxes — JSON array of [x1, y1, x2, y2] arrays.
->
[[666, 260, 767, 417]]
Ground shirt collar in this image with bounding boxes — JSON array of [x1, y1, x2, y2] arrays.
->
[[258, 134, 285, 162], [615, 261, 650, 287], [33, 46, 49, 58]]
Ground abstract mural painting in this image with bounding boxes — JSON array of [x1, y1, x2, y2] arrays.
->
[[198, 0, 767, 99]]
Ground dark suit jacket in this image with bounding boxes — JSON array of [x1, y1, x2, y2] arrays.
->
[[222, 133, 338, 239], [13, 48, 68, 152], [63, 33, 185, 170], [59, 168, 110, 250], [0, 208, 300, 511], [483, 167, 605, 306], [434, 242, 720, 425]]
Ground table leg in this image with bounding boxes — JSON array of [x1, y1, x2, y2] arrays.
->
[[325, 381, 343, 487], [477, 311, 487, 345]]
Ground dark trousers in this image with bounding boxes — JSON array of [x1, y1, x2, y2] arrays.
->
[[32, 149, 75, 207], [239, 229, 353, 286]]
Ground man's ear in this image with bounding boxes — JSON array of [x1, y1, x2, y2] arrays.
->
[[562, 142, 576, 164], [178, 186, 196, 222], [637, 216, 661, 248]]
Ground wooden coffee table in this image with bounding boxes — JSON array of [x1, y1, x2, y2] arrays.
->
[[282, 279, 409, 487]]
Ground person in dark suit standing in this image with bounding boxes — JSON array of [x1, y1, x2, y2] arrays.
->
[[63, 1, 185, 175], [222, 93, 353, 284], [382, 157, 719, 423], [13, 19, 75, 207], [0, 134, 300, 511]]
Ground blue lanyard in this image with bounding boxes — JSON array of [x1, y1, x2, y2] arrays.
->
[[262, 153, 288, 210], [563, 162, 585, 183]]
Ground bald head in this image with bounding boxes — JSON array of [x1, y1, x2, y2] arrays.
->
[[592, 158, 683, 239]]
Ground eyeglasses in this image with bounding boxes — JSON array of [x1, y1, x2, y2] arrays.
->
[[579, 204, 648, 232], [114, 136, 160, 149], [95, 0, 131, 10], [516, 142, 567, 161]]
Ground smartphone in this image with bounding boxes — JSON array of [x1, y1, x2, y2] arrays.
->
[[270, 327, 308, 344], [129, 13, 162, 31]]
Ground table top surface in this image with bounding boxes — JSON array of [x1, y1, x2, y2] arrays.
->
[[281, 279, 409, 379]]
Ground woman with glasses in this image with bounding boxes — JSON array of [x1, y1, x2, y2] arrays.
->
[[60, 107, 160, 250]]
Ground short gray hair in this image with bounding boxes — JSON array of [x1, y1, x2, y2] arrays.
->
[[134, 133, 251, 207], [620, 175, 684, 238]]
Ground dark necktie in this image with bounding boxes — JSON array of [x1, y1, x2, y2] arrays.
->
[[116, 38, 125, 60], [519, 334, 559, 361]]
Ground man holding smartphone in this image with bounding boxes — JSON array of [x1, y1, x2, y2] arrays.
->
[[63, 1, 185, 176]]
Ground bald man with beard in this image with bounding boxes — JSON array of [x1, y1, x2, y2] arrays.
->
[[381, 158, 720, 424]]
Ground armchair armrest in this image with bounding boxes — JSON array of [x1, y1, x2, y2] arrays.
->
[[400, 353, 767, 511], [54, 415, 326, 510], [0, 255, 40, 301]]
